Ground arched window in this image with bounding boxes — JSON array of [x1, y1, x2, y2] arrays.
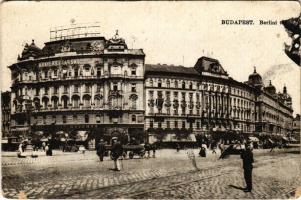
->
[[72, 95, 80, 108], [166, 80, 170, 88], [149, 79, 153, 87], [108, 96, 118, 109], [61, 96, 69, 109], [42, 97, 49, 110], [158, 79, 162, 88], [94, 96, 103, 108], [189, 82, 193, 90], [51, 96, 59, 109], [83, 95, 91, 108], [182, 81, 186, 89], [175, 80, 178, 88]]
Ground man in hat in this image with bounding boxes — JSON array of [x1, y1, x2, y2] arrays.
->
[[96, 139, 106, 162], [111, 137, 123, 171], [240, 142, 254, 192]]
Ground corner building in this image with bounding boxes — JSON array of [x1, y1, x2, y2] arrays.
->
[[8, 27, 294, 144], [9, 31, 145, 142]]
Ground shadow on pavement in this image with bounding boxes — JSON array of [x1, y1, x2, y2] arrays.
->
[[228, 184, 245, 191]]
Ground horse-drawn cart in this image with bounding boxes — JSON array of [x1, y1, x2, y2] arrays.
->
[[105, 144, 145, 159]]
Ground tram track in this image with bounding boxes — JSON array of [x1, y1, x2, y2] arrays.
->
[[52, 155, 298, 199]]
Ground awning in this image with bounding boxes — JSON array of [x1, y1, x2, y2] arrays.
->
[[281, 136, 289, 142], [248, 136, 259, 142], [290, 138, 298, 142], [1, 139, 8, 143]]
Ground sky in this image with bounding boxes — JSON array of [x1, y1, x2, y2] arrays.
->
[[0, 1, 300, 114]]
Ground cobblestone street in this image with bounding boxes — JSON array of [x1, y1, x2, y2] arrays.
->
[[2, 148, 301, 199]]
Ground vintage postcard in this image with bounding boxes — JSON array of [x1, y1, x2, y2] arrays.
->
[[1, 1, 300, 199]]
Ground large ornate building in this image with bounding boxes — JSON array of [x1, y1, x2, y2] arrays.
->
[[7, 25, 294, 144], [1, 91, 11, 138]]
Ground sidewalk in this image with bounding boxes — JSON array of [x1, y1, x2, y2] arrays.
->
[[2, 147, 298, 166]]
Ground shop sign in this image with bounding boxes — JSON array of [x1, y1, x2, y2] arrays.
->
[[38, 59, 81, 67]]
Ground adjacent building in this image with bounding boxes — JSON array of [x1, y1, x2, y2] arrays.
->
[[1, 91, 11, 138], [7, 24, 294, 144], [292, 114, 300, 142]]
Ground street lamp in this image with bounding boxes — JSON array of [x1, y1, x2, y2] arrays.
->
[[24, 96, 34, 139]]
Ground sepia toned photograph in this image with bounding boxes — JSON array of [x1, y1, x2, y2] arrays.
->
[[0, 1, 300, 199]]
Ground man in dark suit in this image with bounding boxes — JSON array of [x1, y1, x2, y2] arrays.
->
[[111, 137, 123, 171], [240, 143, 254, 192], [96, 139, 106, 162]]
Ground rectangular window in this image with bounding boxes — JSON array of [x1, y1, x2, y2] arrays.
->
[[53, 86, 58, 94], [64, 85, 68, 93], [43, 116, 46, 124], [131, 68, 136, 76], [96, 115, 101, 123], [132, 115, 136, 122], [167, 121, 170, 128], [174, 121, 178, 128], [174, 109, 178, 115], [74, 85, 79, 93], [182, 121, 185, 129], [113, 83, 118, 91], [63, 115, 67, 123], [97, 68, 101, 77], [96, 84, 101, 93], [197, 122, 200, 129], [44, 87, 49, 95], [85, 85, 90, 93], [158, 122, 162, 128], [73, 115, 77, 123], [150, 120, 154, 128], [131, 83, 136, 92], [190, 122, 193, 129]]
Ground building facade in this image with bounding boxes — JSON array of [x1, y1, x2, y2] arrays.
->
[[1, 91, 11, 138], [9, 29, 145, 143], [7, 26, 294, 144], [292, 114, 300, 142]]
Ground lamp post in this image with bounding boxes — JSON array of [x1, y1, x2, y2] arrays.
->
[[24, 97, 34, 139]]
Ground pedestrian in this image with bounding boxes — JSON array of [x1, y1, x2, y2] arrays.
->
[[111, 137, 123, 171], [219, 142, 225, 154], [211, 141, 217, 154], [176, 143, 180, 152], [270, 142, 275, 152], [144, 142, 151, 158], [45, 144, 49, 156], [17, 143, 25, 158], [151, 143, 156, 158], [42, 142, 46, 151], [240, 142, 254, 192], [199, 146, 206, 157], [96, 139, 106, 162]]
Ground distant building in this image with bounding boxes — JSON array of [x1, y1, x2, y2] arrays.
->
[[292, 114, 300, 142], [1, 91, 11, 138]]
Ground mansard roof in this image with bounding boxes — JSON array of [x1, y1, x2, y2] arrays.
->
[[194, 56, 228, 76], [145, 64, 199, 76]]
